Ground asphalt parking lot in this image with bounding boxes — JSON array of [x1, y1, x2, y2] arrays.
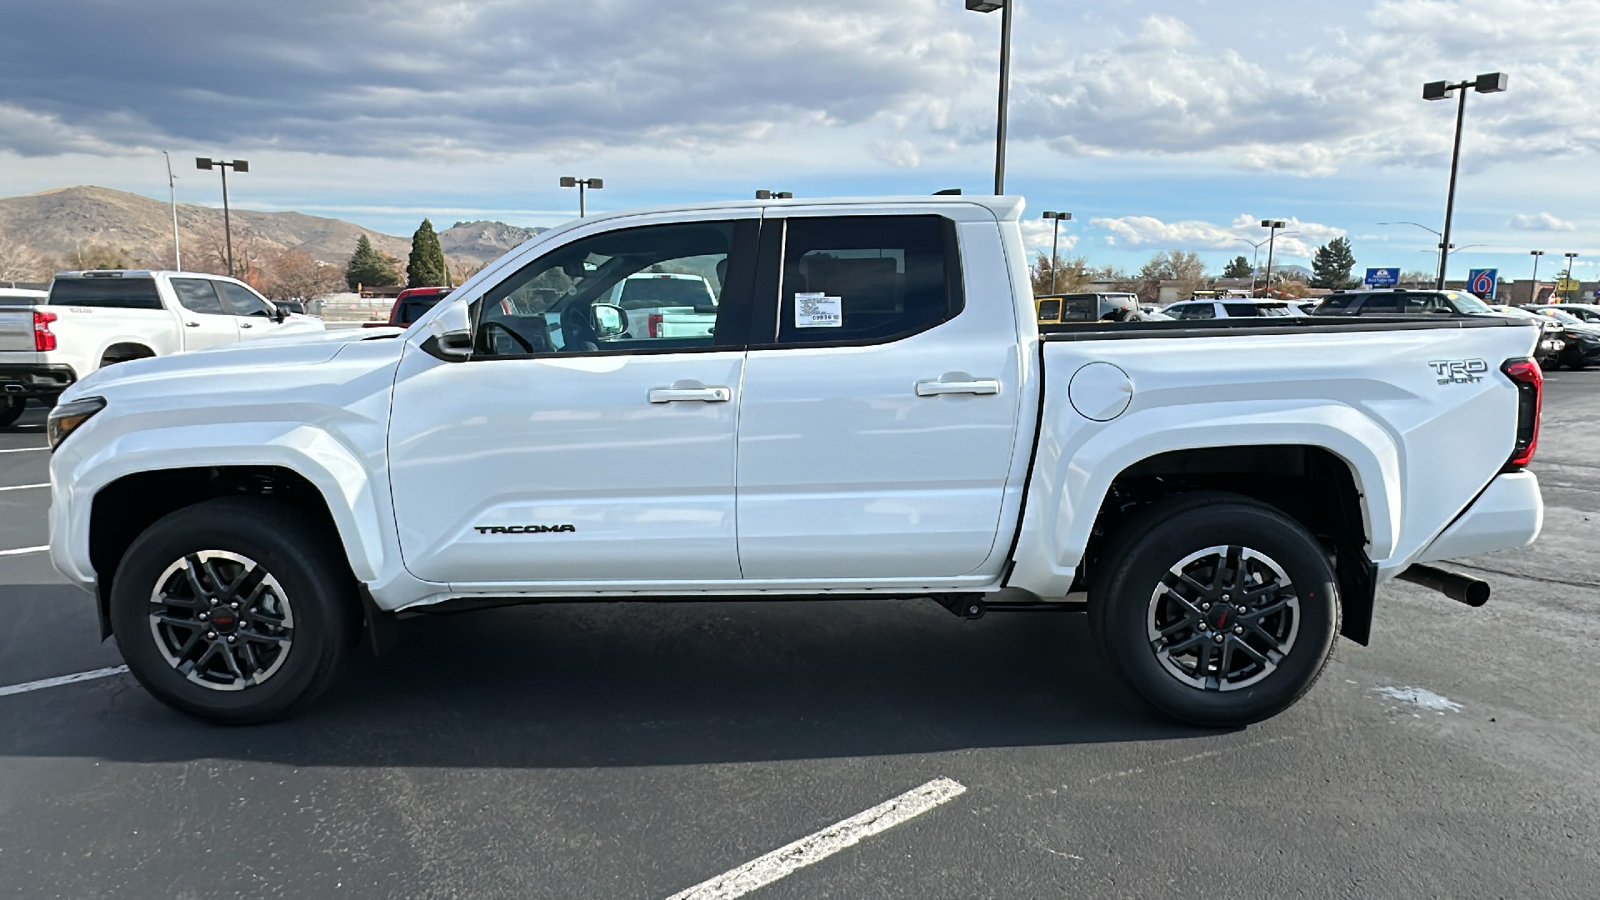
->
[[2, 381, 1599, 900]]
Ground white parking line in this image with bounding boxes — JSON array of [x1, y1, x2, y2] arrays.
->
[[663, 777, 967, 900], [0, 447, 48, 454], [0, 545, 49, 557], [0, 483, 47, 492], [0, 666, 129, 698]]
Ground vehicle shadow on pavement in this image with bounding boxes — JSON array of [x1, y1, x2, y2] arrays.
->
[[6, 598, 1221, 767]]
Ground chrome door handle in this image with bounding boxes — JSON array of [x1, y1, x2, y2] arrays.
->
[[648, 386, 731, 403], [239, 322, 254, 329], [915, 379, 1000, 397], [185, 322, 200, 327]]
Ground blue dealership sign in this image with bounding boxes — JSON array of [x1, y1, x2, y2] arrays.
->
[[1364, 267, 1399, 287], [1467, 268, 1498, 298]]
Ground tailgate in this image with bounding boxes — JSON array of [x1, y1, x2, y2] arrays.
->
[[0, 308, 35, 352]]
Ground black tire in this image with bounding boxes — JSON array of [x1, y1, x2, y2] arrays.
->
[[1088, 492, 1340, 727], [0, 398, 23, 428], [110, 497, 360, 725]]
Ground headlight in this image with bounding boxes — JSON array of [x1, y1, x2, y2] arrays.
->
[[47, 396, 106, 450]]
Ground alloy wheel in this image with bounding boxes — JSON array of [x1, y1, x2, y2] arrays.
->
[[1146, 544, 1300, 692], [147, 551, 295, 691]]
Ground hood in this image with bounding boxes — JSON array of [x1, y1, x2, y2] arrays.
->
[[62, 327, 404, 403]]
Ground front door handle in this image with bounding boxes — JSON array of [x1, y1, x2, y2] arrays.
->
[[648, 386, 731, 403], [915, 379, 1000, 397], [186, 322, 201, 327], [239, 322, 254, 329]]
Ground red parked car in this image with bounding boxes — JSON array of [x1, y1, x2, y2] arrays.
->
[[365, 286, 452, 328]]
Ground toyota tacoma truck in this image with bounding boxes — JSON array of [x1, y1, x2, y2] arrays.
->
[[0, 269, 324, 424], [46, 196, 1544, 727]]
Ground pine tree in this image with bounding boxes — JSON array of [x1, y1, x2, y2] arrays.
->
[[1222, 255, 1253, 279], [406, 219, 449, 288], [345, 234, 399, 290], [1311, 238, 1357, 289]]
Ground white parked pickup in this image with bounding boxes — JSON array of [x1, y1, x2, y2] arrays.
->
[[0, 270, 324, 426], [46, 196, 1545, 727]]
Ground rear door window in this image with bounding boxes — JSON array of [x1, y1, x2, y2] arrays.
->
[[1223, 303, 1263, 317], [170, 279, 228, 315], [1171, 303, 1215, 320], [769, 215, 963, 346], [1356, 294, 1400, 313], [48, 278, 163, 310]]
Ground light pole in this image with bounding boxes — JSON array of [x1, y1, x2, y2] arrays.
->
[[1563, 252, 1579, 301], [1529, 250, 1545, 301], [966, 0, 1012, 195], [1423, 72, 1508, 289], [559, 177, 603, 217], [1041, 210, 1071, 293], [1260, 219, 1287, 296], [755, 190, 793, 200], [195, 157, 248, 278], [163, 151, 181, 271]]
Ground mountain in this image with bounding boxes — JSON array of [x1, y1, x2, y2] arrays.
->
[[0, 186, 540, 270]]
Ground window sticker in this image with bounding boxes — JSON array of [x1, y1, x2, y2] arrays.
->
[[795, 292, 843, 328]]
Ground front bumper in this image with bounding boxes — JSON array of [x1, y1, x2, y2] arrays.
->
[[1414, 470, 1543, 564], [0, 364, 76, 402]]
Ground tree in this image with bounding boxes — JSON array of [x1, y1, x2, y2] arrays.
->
[[1311, 237, 1357, 289], [406, 219, 448, 288], [193, 223, 264, 279], [1222, 255, 1253, 279], [259, 247, 344, 301], [1030, 252, 1091, 295], [0, 235, 51, 283], [345, 234, 399, 290], [1128, 250, 1208, 302]]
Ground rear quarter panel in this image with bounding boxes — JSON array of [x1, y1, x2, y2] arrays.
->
[[1007, 322, 1541, 596]]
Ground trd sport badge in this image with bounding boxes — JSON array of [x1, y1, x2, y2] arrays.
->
[[1427, 359, 1488, 385]]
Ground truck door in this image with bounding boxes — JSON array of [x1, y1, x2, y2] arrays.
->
[[216, 281, 287, 340], [167, 278, 241, 350], [387, 216, 759, 587], [734, 212, 1023, 579]]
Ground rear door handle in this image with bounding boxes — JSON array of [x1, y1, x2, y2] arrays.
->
[[915, 379, 1000, 397], [648, 386, 731, 403]]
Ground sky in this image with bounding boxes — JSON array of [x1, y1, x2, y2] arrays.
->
[[1, 0, 1597, 280]]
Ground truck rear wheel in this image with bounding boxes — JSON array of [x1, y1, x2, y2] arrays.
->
[[0, 398, 23, 428], [1089, 493, 1339, 727], [109, 497, 360, 725]]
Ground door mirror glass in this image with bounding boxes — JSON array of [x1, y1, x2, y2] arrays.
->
[[592, 303, 628, 338]]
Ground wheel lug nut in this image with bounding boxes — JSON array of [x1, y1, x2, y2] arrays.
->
[[198, 613, 208, 621], [1198, 623, 1208, 631], [1237, 605, 1247, 614], [226, 635, 236, 644], [205, 631, 217, 640], [1213, 633, 1225, 643], [230, 602, 240, 610], [1201, 603, 1211, 611], [1234, 626, 1244, 635], [1221, 594, 1230, 602]]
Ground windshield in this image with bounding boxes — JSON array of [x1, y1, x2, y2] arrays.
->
[[49, 278, 163, 310], [1447, 292, 1492, 314], [1537, 309, 1582, 325], [618, 276, 715, 309]]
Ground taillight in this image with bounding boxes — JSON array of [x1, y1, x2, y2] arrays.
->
[[33, 310, 57, 352], [1501, 358, 1541, 470], [647, 313, 663, 338]]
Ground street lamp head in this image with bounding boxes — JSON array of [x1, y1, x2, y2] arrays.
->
[[1566, 252, 1580, 259], [1473, 72, 1508, 94], [965, 0, 1004, 11], [1531, 250, 1545, 257], [1041, 211, 1071, 221], [195, 157, 214, 170], [559, 176, 577, 188], [756, 190, 793, 200], [1261, 219, 1286, 229], [586, 178, 603, 190], [231, 159, 248, 173], [1422, 80, 1451, 101]]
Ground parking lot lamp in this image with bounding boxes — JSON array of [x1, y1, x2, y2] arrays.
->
[[1260, 219, 1287, 295], [1041, 211, 1071, 292], [559, 177, 603, 217], [1563, 252, 1579, 301], [755, 190, 793, 200], [195, 157, 248, 278], [966, 0, 1011, 195], [1423, 72, 1508, 289], [1529, 250, 1545, 297]]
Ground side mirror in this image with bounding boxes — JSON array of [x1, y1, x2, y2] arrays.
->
[[592, 303, 628, 339], [269, 303, 288, 323], [426, 300, 473, 360]]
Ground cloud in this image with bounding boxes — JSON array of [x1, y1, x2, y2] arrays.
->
[[1088, 213, 1343, 258], [1019, 218, 1079, 255], [1509, 212, 1577, 232]]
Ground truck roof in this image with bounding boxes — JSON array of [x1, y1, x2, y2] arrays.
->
[[52, 270, 233, 279], [576, 194, 1026, 225]]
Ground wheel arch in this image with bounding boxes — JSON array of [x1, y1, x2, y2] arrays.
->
[[98, 341, 157, 367]]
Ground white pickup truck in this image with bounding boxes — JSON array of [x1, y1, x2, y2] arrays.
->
[[46, 196, 1544, 727], [0, 270, 324, 425]]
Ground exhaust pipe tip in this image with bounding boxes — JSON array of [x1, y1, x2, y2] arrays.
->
[[1397, 564, 1491, 608]]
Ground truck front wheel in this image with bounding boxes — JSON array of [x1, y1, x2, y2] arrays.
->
[[1089, 493, 1340, 727], [109, 497, 361, 725]]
